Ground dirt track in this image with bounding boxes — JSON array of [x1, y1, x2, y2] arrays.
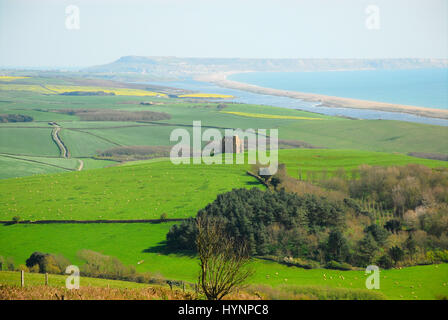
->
[[50, 123, 69, 158]]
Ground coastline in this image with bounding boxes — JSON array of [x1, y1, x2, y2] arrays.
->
[[195, 72, 448, 120]]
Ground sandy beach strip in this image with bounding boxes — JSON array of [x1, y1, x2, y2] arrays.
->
[[196, 72, 448, 120]]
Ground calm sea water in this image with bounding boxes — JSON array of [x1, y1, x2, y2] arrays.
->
[[229, 69, 448, 110]]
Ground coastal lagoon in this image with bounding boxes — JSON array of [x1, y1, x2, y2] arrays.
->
[[229, 69, 448, 110], [144, 78, 448, 126]]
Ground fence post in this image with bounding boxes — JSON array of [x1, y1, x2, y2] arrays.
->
[[45, 273, 48, 286], [21, 270, 24, 287]]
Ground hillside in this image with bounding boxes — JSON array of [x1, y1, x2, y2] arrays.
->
[[85, 56, 448, 76]]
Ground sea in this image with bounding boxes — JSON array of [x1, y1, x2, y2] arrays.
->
[[229, 69, 448, 110], [144, 68, 448, 126]]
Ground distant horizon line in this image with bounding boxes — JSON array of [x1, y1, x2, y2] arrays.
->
[[2, 56, 448, 70]]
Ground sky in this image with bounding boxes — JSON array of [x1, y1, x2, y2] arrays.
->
[[0, 0, 447, 68]]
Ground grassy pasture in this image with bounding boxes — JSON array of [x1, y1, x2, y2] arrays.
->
[[0, 155, 68, 179], [0, 128, 59, 156], [279, 149, 448, 180], [279, 119, 448, 154], [59, 129, 118, 157], [0, 223, 446, 300], [0, 149, 447, 220], [0, 159, 260, 221]]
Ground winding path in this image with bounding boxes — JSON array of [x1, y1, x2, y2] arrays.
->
[[77, 159, 84, 171], [50, 123, 69, 158]]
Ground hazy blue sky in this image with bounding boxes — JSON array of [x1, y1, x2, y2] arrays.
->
[[0, 0, 447, 68]]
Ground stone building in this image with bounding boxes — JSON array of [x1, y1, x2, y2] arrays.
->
[[222, 135, 243, 154]]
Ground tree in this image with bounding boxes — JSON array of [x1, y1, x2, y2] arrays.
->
[[404, 233, 417, 259], [384, 219, 401, 233], [196, 217, 253, 300], [388, 246, 404, 265], [364, 224, 389, 245], [270, 176, 282, 190], [12, 216, 21, 224], [326, 230, 349, 262], [355, 234, 379, 266], [25, 252, 61, 274], [377, 254, 394, 269], [160, 212, 168, 222]]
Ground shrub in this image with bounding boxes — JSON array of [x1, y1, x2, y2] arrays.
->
[[282, 257, 320, 269], [25, 252, 62, 274], [6, 257, 15, 271], [0, 114, 33, 123], [12, 216, 21, 224], [325, 260, 353, 271], [426, 250, 448, 263], [77, 249, 136, 280], [17, 264, 29, 272], [377, 255, 394, 269]]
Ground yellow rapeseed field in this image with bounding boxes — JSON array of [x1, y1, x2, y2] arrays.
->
[[221, 111, 324, 120], [46, 85, 166, 97], [0, 84, 53, 93], [0, 76, 30, 81], [0, 83, 166, 97]]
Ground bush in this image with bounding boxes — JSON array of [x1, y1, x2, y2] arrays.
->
[[0, 114, 33, 123], [25, 252, 62, 274], [325, 260, 353, 271], [6, 257, 15, 271], [377, 255, 394, 269], [77, 249, 136, 280], [160, 213, 168, 221], [17, 264, 29, 272], [12, 216, 21, 224], [282, 257, 320, 269], [426, 250, 448, 263]]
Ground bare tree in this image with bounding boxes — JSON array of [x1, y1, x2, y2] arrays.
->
[[195, 216, 253, 300]]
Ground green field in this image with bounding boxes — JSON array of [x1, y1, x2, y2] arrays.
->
[[0, 127, 60, 156], [1, 148, 447, 221], [0, 223, 446, 300], [279, 149, 448, 179], [1, 76, 448, 300], [0, 159, 261, 221]]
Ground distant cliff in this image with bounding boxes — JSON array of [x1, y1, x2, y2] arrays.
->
[[85, 56, 448, 77]]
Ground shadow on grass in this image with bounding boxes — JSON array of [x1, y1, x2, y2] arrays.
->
[[142, 240, 196, 258], [245, 180, 261, 186]]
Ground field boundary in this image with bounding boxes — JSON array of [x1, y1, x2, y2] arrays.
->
[[0, 153, 75, 171], [1, 218, 186, 225]]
